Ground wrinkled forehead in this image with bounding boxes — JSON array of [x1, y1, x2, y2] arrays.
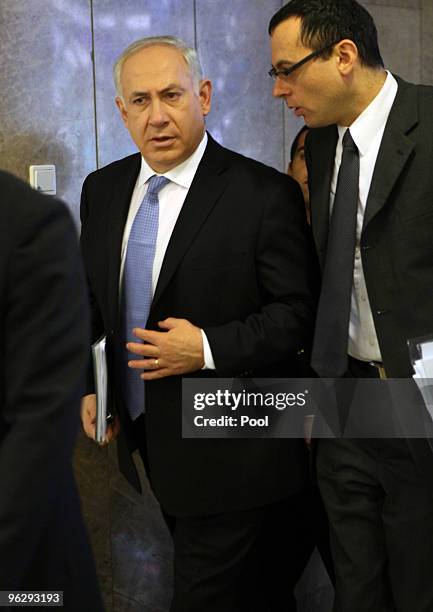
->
[[121, 45, 193, 90]]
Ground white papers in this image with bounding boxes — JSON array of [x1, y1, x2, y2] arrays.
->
[[412, 376, 433, 422], [91, 335, 108, 444], [420, 341, 433, 360], [413, 358, 433, 379], [410, 336, 433, 422]]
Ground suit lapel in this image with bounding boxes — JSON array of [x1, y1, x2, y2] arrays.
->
[[151, 135, 230, 312], [309, 126, 338, 270], [363, 77, 418, 230], [107, 154, 141, 329]]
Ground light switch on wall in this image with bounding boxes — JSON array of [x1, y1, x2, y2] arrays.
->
[[29, 164, 56, 195]]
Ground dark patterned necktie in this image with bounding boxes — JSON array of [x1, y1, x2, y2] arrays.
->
[[311, 129, 359, 377]]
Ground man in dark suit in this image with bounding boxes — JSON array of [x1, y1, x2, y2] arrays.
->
[[0, 171, 102, 611], [270, 2, 433, 611], [80, 35, 318, 611]]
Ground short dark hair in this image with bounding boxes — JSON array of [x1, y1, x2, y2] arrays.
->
[[269, 0, 384, 69], [290, 125, 309, 162]]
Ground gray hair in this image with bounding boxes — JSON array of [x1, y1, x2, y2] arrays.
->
[[113, 35, 203, 99]]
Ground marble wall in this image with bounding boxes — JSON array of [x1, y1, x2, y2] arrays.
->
[[1, 1, 432, 611], [0, 0, 96, 226], [1, 1, 431, 216], [92, 0, 195, 169]]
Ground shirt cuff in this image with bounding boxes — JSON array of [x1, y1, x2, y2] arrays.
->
[[201, 329, 216, 370]]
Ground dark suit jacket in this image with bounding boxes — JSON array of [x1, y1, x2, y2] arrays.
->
[[0, 171, 102, 611], [80, 134, 319, 517], [305, 76, 433, 472]]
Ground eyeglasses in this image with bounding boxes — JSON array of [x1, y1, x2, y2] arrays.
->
[[268, 40, 340, 81]]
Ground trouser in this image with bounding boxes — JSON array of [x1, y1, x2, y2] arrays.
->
[[168, 495, 308, 612], [134, 416, 316, 611], [317, 357, 433, 612]]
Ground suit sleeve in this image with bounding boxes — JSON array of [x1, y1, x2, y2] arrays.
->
[[204, 175, 319, 375], [0, 194, 89, 587], [79, 177, 104, 395]]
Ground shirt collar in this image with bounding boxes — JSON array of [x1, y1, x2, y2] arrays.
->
[[337, 71, 398, 156], [138, 132, 208, 188]]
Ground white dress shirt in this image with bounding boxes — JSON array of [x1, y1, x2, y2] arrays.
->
[[119, 131, 216, 369], [330, 71, 398, 362]]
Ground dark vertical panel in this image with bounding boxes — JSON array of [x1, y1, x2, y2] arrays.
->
[[0, 0, 96, 224], [421, 0, 433, 85]]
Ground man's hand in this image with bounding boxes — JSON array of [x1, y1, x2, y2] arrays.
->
[[127, 317, 205, 380], [80, 393, 120, 445]]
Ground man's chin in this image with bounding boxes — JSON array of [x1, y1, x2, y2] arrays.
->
[[144, 151, 183, 174]]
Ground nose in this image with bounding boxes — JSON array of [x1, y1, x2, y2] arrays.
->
[[149, 99, 169, 126], [272, 77, 291, 99]]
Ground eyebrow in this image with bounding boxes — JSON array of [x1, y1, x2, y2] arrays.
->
[[129, 91, 149, 99], [275, 60, 295, 69], [129, 84, 184, 98]]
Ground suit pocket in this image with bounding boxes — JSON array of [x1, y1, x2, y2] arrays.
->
[[398, 193, 433, 223], [399, 219, 433, 260]]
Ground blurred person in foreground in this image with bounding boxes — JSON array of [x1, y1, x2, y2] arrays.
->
[[0, 170, 103, 610]]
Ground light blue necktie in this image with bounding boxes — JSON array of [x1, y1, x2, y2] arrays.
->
[[121, 174, 169, 420]]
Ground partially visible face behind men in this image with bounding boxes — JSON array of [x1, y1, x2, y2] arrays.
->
[[288, 128, 309, 210], [116, 45, 212, 173], [271, 17, 344, 128]]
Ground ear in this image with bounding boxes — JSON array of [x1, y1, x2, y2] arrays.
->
[[115, 96, 129, 126], [334, 39, 358, 76], [287, 161, 293, 177], [198, 79, 212, 116]]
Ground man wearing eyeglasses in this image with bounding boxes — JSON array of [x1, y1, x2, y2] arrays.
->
[[270, 1, 433, 611]]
